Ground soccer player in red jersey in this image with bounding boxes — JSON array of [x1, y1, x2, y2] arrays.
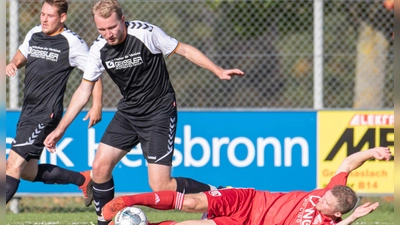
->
[[102, 146, 392, 225]]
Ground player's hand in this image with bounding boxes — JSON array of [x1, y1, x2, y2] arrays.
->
[[44, 128, 65, 153], [371, 147, 392, 161], [218, 69, 245, 80], [350, 202, 379, 220], [6, 62, 18, 77], [384, 0, 394, 10], [83, 105, 102, 128]]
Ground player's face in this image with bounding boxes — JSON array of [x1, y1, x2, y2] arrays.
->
[[94, 12, 126, 46], [315, 191, 340, 217], [40, 2, 66, 35]]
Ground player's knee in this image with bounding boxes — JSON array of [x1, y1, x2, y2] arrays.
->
[[6, 160, 15, 171], [20, 170, 36, 181], [182, 194, 207, 212], [91, 161, 113, 180], [149, 184, 163, 192], [182, 196, 197, 211], [149, 180, 175, 192], [91, 160, 102, 172], [6, 161, 23, 178]]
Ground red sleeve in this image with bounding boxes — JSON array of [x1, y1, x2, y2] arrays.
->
[[325, 172, 349, 189]]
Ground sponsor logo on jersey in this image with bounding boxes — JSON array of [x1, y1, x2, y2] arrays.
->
[[105, 60, 115, 69], [295, 194, 332, 225], [106, 54, 143, 70], [28, 46, 59, 62], [208, 190, 222, 197]]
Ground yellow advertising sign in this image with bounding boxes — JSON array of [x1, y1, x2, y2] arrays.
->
[[318, 111, 394, 194]]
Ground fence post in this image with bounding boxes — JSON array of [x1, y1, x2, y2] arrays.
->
[[9, 0, 20, 109], [313, 0, 324, 109]]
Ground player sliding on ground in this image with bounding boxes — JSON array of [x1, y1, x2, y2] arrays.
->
[[102, 146, 392, 225]]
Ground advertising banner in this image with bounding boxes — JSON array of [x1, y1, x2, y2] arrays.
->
[[318, 111, 394, 194], [6, 111, 317, 194]]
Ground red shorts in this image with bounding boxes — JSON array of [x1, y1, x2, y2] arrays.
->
[[204, 188, 257, 225]]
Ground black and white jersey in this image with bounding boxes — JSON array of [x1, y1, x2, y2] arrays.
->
[[19, 25, 89, 120], [84, 21, 178, 116]]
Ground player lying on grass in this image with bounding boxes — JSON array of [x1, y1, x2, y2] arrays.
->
[[102, 146, 392, 225]]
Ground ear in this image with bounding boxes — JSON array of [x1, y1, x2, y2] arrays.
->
[[333, 211, 342, 218], [60, 13, 67, 23], [121, 15, 125, 23]]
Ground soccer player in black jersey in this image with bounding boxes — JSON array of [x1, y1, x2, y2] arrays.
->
[[6, 0, 103, 207], [44, 0, 244, 224]]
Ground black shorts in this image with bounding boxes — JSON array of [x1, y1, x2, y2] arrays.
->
[[11, 117, 58, 161], [101, 109, 178, 166]]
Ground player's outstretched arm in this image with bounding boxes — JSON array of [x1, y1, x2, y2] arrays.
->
[[84, 77, 103, 128], [335, 147, 392, 175], [44, 80, 95, 152], [336, 202, 379, 225], [6, 50, 27, 77], [175, 42, 244, 80]]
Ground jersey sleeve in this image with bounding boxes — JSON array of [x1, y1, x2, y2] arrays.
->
[[67, 34, 89, 72], [82, 38, 105, 82], [325, 172, 349, 189], [18, 25, 42, 58], [151, 25, 179, 56]]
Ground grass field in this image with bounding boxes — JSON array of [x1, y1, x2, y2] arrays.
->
[[5, 196, 394, 225]]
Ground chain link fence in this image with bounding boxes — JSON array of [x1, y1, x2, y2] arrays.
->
[[6, 0, 394, 109]]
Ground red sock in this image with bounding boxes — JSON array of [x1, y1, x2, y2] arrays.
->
[[121, 191, 184, 210], [149, 221, 178, 225]]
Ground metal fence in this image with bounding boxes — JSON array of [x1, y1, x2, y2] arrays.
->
[[6, 0, 394, 109]]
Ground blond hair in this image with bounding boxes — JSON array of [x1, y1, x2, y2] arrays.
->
[[91, 0, 123, 19]]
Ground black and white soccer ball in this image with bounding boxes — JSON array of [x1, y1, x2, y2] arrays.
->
[[114, 206, 148, 225]]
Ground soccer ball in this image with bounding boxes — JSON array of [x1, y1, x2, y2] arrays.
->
[[114, 206, 148, 225]]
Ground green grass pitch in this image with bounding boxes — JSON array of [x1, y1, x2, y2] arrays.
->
[[5, 196, 393, 224]]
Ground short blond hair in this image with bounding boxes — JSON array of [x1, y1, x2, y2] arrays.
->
[[91, 0, 123, 19]]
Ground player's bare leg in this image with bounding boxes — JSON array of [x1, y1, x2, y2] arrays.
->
[[148, 163, 215, 194], [6, 151, 28, 203], [92, 143, 127, 224], [148, 163, 176, 191], [20, 159, 39, 181], [6, 151, 28, 179], [91, 143, 127, 183], [181, 193, 209, 212]]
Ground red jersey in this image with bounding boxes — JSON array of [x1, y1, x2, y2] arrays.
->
[[205, 172, 349, 225]]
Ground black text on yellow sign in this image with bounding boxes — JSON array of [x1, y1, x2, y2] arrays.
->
[[318, 111, 394, 194]]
